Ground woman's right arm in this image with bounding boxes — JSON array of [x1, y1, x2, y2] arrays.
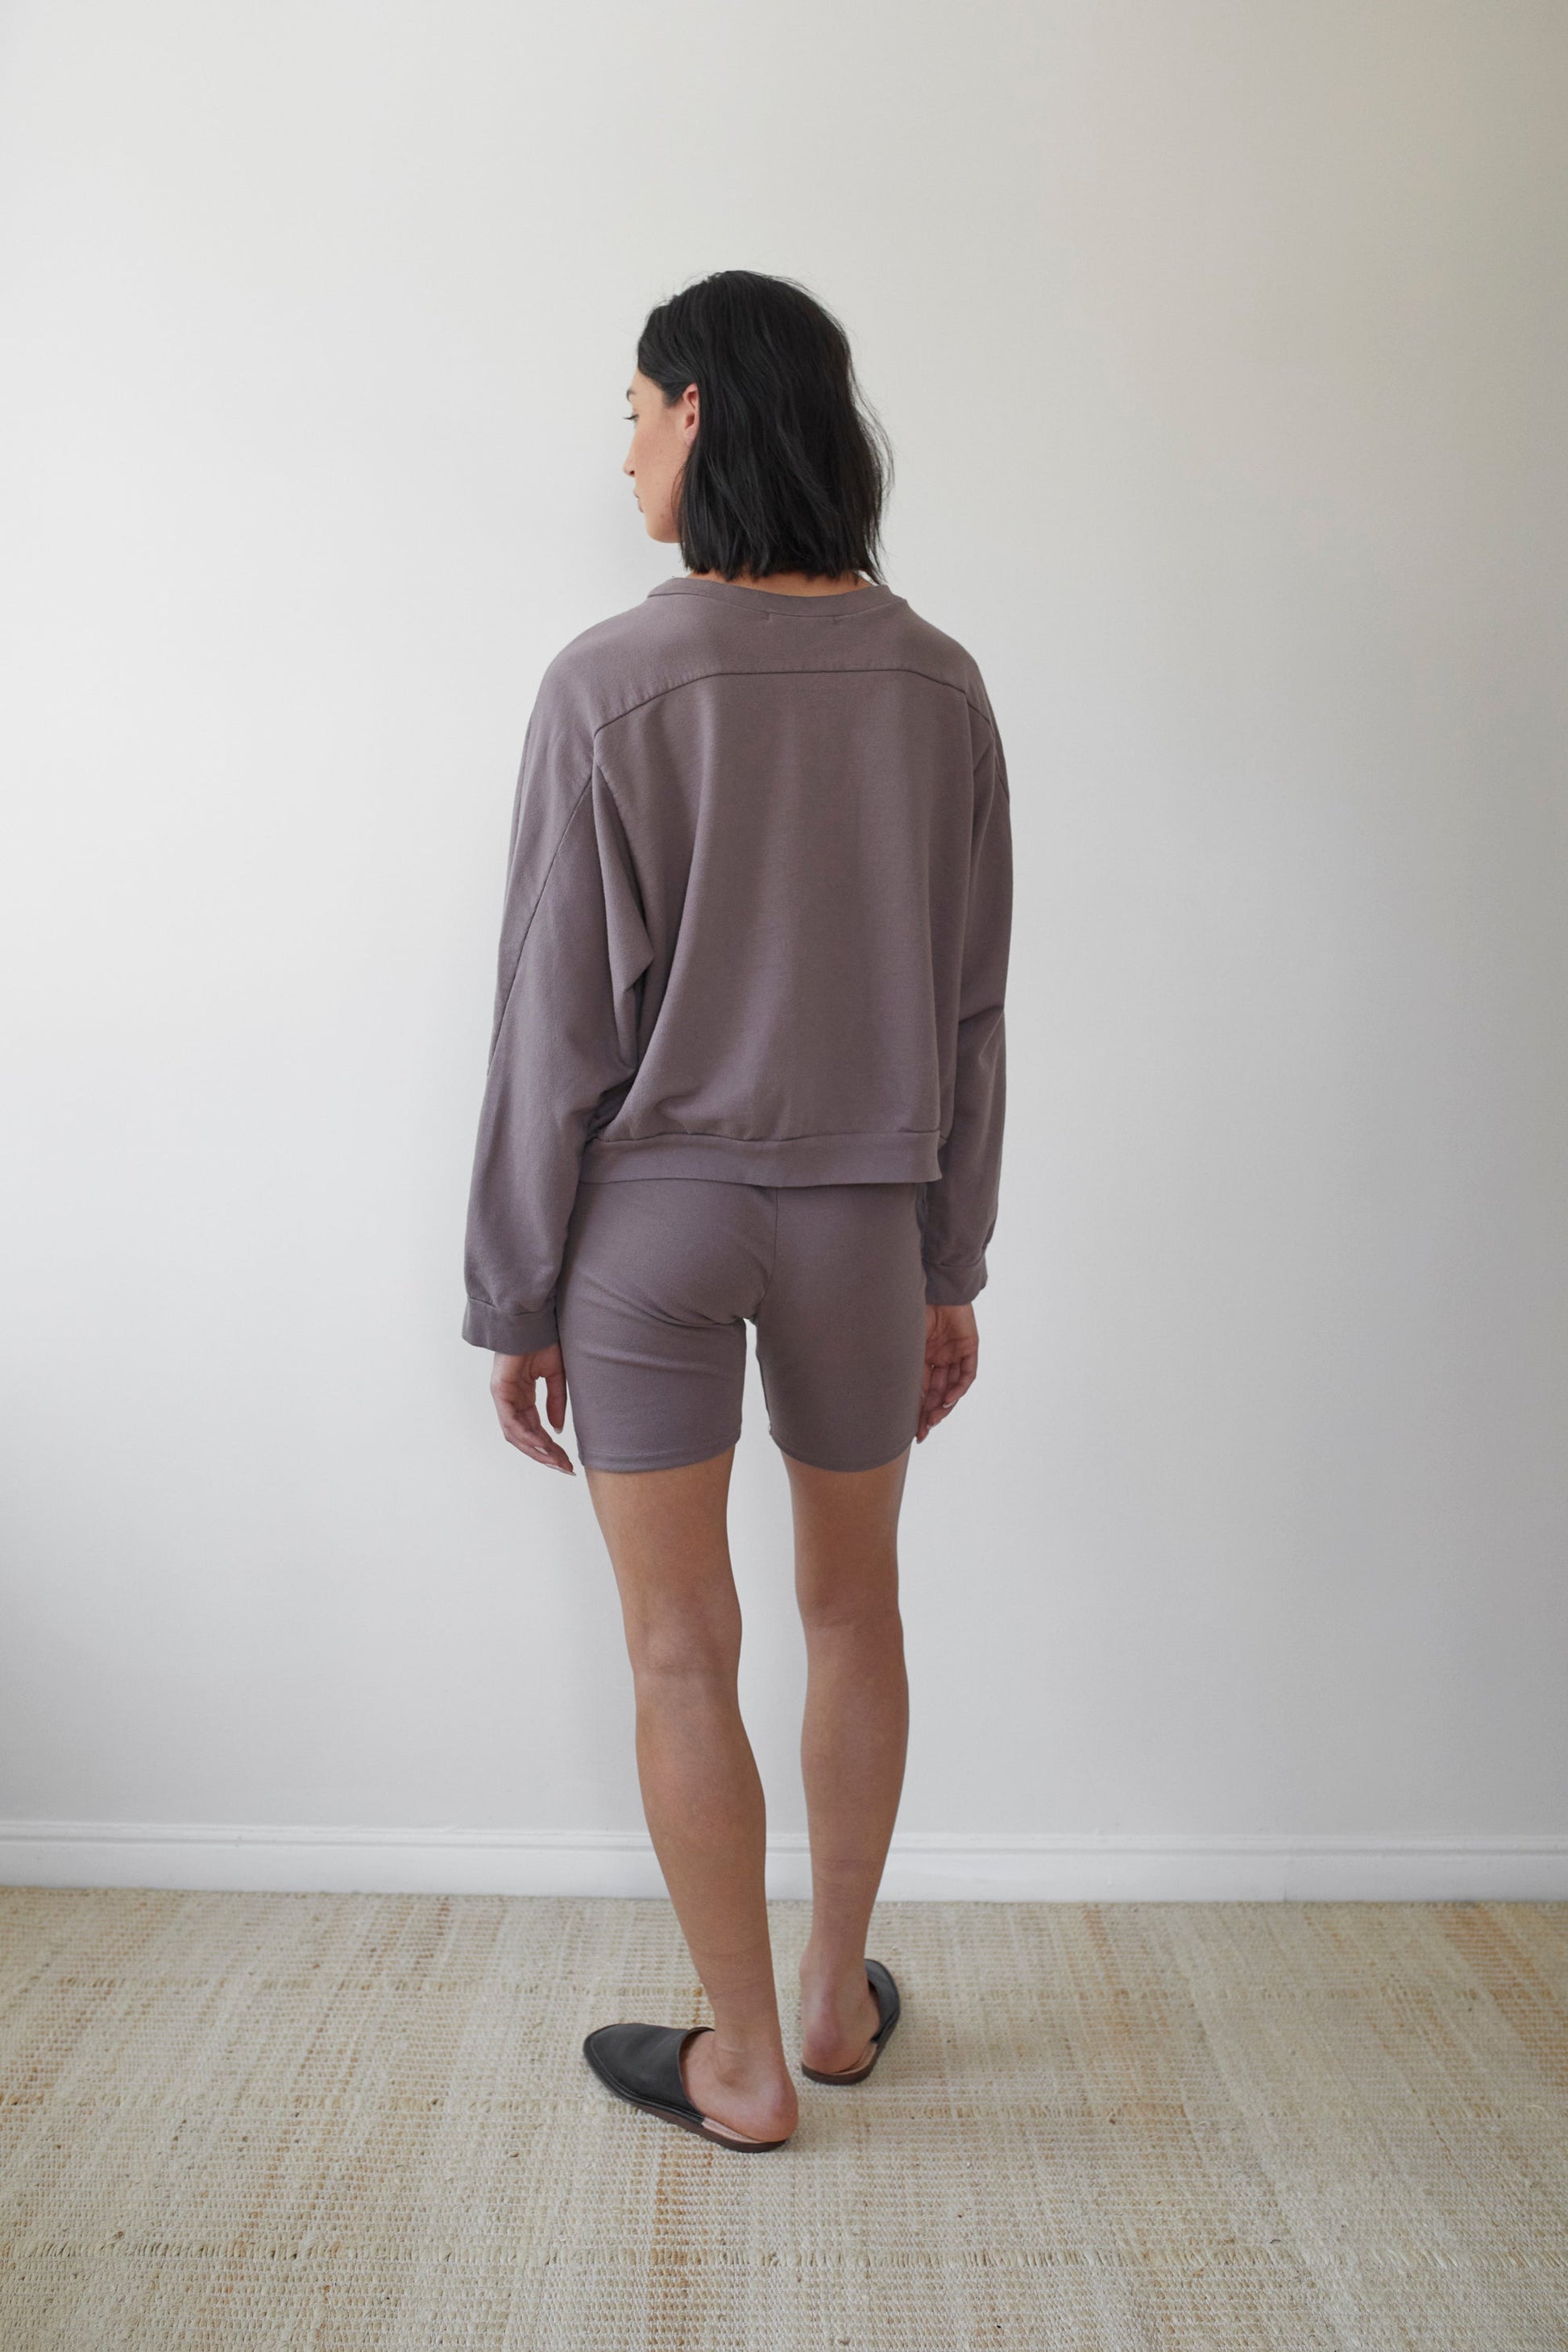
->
[[460, 668, 652, 1362]]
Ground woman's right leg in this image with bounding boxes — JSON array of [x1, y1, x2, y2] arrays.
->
[[584, 1450, 799, 2147], [562, 1178, 794, 2142]]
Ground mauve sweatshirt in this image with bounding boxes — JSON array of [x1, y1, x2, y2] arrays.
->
[[461, 575, 1012, 1355]]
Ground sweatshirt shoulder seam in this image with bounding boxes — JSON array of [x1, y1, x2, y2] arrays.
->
[[492, 769, 595, 1041], [588, 666, 996, 741]]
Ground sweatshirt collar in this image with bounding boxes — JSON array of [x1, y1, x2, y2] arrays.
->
[[648, 576, 902, 620]]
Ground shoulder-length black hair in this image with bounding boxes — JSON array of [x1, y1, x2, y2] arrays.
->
[[636, 270, 894, 585]]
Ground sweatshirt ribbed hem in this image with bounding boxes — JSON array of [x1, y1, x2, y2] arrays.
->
[[463, 1298, 559, 1354], [578, 1129, 945, 1186]]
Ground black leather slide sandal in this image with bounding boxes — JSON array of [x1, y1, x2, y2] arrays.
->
[[799, 1958, 902, 2085], [583, 2021, 794, 2151]]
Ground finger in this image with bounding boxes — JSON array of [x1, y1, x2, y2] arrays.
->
[[917, 1365, 953, 1441], [939, 1343, 977, 1401], [544, 1364, 568, 1432], [497, 1396, 575, 1473], [501, 1416, 556, 1459], [512, 1430, 575, 1471], [917, 1366, 944, 1434]]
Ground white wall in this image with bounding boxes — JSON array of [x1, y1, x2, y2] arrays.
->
[[2, 0, 1565, 1900]]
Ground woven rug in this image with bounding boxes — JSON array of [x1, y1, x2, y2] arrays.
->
[[0, 1891, 1564, 2350]]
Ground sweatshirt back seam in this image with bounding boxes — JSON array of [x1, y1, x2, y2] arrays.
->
[[589, 666, 997, 745], [585, 1126, 942, 1145]]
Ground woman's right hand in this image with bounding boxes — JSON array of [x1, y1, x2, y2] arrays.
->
[[916, 1303, 978, 1442], [490, 1347, 575, 1474]]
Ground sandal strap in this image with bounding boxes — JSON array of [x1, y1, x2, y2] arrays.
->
[[865, 1959, 901, 2047], [587, 2021, 704, 2118]]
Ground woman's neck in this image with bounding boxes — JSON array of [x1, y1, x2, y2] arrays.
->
[[687, 569, 865, 597]]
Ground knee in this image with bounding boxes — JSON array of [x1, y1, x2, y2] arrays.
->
[[797, 1587, 903, 1645], [624, 1610, 740, 1688]]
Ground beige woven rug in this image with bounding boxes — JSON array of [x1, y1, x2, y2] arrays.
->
[[1, 1891, 1564, 2350]]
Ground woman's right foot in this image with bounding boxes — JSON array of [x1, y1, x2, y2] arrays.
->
[[680, 2027, 799, 2144], [798, 1958, 881, 2076]]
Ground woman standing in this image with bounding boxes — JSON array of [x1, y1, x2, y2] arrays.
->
[[462, 270, 1011, 2151]]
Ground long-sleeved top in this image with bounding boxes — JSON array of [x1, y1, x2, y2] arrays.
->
[[462, 574, 1012, 1355]]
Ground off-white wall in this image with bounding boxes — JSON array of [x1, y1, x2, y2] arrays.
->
[[2, 1, 1565, 1899]]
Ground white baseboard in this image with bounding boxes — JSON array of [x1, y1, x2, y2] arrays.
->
[[0, 1823, 1564, 1902]]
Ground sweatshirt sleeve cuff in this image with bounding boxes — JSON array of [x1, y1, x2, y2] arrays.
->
[[463, 1297, 560, 1354], [923, 1260, 986, 1309]]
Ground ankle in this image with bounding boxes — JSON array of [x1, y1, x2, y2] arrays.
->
[[703, 2024, 790, 2080], [691, 2031, 796, 2113], [799, 1945, 869, 1993]]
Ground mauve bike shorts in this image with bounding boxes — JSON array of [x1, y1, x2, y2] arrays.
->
[[556, 1177, 929, 1475]]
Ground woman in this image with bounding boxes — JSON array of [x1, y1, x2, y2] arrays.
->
[[462, 270, 1011, 2151]]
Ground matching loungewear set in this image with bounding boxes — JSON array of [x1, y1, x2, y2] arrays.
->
[[461, 575, 1013, 1472]]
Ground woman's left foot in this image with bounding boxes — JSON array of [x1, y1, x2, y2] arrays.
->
[[799, 1960, 902, 2084], [799, 1960, 883, 2075]]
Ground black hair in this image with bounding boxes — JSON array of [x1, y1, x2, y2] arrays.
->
[[635, 270, 893, 584]]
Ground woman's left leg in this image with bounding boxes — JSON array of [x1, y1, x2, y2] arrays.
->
[[585, 1446, 799, 2147]]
